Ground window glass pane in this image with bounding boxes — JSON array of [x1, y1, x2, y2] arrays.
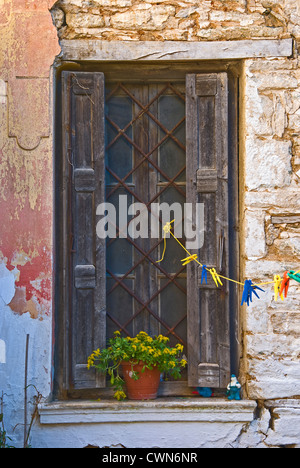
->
[[107, 278, 134, 340], [158, 95, 186, 182], [157, 186, 186, 274], [159, 278, 187, 350], [106, 94, 133, 184], [106, 187, 133, 275]]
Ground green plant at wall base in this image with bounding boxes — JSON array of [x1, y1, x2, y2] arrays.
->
[[87, 331, 187, 400], [0, 413, 10, 448], [0, 394, 14, 449]]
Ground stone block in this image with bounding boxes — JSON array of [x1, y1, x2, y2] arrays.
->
[[176, 6, 199, 19], [265, 406, 300, 447], [244, 259, 298, 279], [244, 188, 300, 210], [244, 209, 267, 258], [110, 8, 151, 29], [246, 303, 270, 334], [246, 334, 298, 359], [66, 12, 105, 28], [254, 72, 298, 90], [93, 0, 132, 6], [247, 358, 300, 399], [245, 138, 292, 190], [273, 236, 300, 258], [271, 311, 300, 337], [288, 111, 300, 133], [151, 5, 176, 29], [51, 7, 65, 30], [209, 11, 263, 26]]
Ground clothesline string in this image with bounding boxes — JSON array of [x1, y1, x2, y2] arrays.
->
[[169, 230, 274, 287], [158, 223, 300, 291]]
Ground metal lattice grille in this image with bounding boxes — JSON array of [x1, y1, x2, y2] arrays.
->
[[105, 81, 187, 349]]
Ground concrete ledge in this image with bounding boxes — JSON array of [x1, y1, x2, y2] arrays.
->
[[39, 398, 257, 425], [61, 39, 293, 62]]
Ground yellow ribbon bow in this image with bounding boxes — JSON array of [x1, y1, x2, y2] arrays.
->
[[156, 220, 175, 263]]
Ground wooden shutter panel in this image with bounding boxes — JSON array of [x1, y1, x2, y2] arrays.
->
[[186, 73, 231, 389], [62, 71, 106, 390]]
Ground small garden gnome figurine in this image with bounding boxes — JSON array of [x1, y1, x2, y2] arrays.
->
[[226, 374, 241, 400]]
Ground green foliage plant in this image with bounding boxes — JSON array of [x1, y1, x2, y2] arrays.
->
[[87, 331, 187, 400], [0, 394, 13, 449]]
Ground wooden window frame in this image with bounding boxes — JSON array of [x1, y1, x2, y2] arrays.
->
[[53, 62, 240, 400]]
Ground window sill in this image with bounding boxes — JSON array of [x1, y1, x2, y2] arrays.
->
[[38, 398, 257, 425]]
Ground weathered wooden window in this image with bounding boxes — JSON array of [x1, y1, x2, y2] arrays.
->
[[55, 67, 239, 398]]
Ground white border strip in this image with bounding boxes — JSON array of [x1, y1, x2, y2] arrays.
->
[[61, 39, 293, 61]]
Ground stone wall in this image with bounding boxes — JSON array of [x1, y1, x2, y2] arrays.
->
[[51, 0, 299, 42], [241, 55, 300, 401]]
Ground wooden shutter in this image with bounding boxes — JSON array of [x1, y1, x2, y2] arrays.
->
[[186, 73, 231, 388], [62, 71, 106, 390]]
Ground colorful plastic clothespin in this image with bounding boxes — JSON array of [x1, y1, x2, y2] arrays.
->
[[241, 280, 265, 306], [274, 275, 284, 301], [287, 270, 300, 284], [209, 268, 223, 288], [201, 265, 208, 285], [279, 271, 290, 298], [181, 254, 198, 266]]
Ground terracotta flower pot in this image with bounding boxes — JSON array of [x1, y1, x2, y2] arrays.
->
[[121, 361, 161, 400]]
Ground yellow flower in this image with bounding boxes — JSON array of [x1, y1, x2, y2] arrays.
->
[[158, 335, 169, 343], [87, 354, 95, 370], [114, 390, 127, 401]]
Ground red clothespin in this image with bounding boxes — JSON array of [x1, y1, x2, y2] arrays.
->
[[279, 271, 290, 299]]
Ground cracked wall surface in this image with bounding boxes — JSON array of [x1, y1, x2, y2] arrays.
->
[[0, 0, 300, 448], [0, 0, 60, 449], [0, 0, 60, 318]]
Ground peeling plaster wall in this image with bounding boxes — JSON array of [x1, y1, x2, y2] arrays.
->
[[1, 0, 300, 449], [0, 0, 60, 448]]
